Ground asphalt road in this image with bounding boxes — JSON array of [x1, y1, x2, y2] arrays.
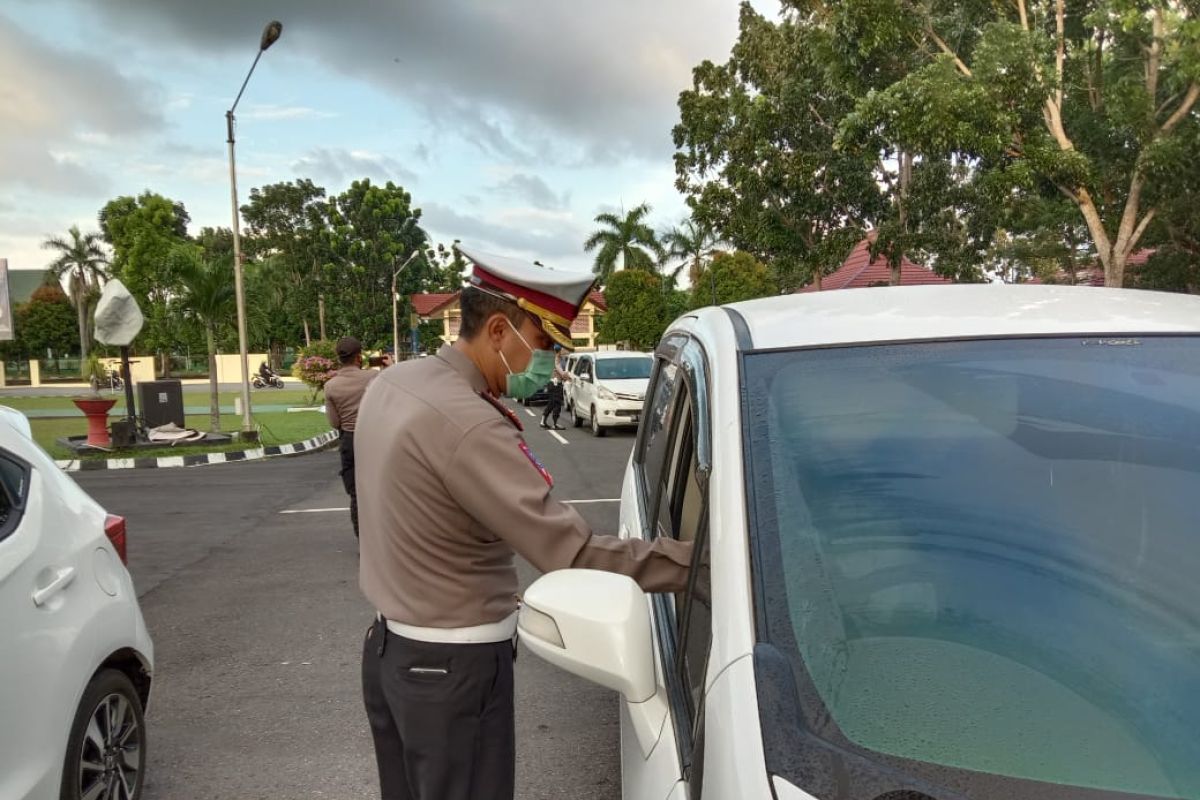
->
[[74, 405, 641, 800]]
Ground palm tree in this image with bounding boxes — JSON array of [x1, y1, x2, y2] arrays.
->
[[42, 225, 109, 359], [583, 203, 663, 284], [176, 249, 235, 433], [661, 218, 723, 287]]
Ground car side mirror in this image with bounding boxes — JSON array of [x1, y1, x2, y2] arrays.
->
[[518, 569, 656, 701]]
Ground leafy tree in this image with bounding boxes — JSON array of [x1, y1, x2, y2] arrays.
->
[[99, 192, 191, 370], [674, 5, 884, 291], [837, 0, 1200, 287], [597, 270, 672, 350], [690, 251, 775, 309], [317, 180, 430, 346], [584, 203, 663, 284], [661, 218, 723, 286], [424, 241, 467, 293], [241, 179, 328, 339], [9, 285, 79, 360], [41, 225, 109, 358], [174, 247, 235, 432]]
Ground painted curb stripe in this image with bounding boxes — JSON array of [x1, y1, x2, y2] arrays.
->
[[54, 430, 339, 473]]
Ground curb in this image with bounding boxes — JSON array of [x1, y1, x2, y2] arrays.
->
[[54, 430, 339, 473]]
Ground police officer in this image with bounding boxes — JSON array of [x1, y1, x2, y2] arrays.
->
[[323, 336, 377, 538], [356, 248, 693, 800]]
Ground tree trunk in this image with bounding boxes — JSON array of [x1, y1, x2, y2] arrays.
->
[[893, 151, 913, 287], [303, 319, 312, 347], [318, 296, 327, 341], [76, 291, 89, 360], [207, 325, 220, 433]]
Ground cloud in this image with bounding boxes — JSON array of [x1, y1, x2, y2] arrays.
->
[[242, 104, 337, 121], [292, 147, 418, 186], [44, 0, 770, 162], [419, 202, 588, 265], [0, 12, 163, 196], [0, 141, 110, 196], [491, 174, 570, 211]]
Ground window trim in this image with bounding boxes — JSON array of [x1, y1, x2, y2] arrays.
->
[[630, 333, 715, 781], [0, 449, 33, 544]]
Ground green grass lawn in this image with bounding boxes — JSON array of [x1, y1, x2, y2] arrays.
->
[[0, 388, 320, 414], [33, 411, 333, 461]]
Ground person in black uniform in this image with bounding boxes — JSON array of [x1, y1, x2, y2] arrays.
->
[[540, 377, 565, 429]]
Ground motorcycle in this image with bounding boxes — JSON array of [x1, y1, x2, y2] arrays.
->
[[252, 367, 285, 389]]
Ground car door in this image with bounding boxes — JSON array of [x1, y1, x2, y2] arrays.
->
[[0, 429, 98, 798], [574, 355, 596, 416], [621, 337, 713, 800]]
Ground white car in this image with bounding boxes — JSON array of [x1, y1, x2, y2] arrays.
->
[[568, 351, 654, 437], [0, 407, 154, 800], [519, 286, 1200, 799]]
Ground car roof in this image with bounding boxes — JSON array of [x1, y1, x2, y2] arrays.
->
[[720, 285, 1200, 350], [0, 405, 33, 440]]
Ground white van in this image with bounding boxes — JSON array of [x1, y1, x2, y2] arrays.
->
[[567, 351, 653, 436]]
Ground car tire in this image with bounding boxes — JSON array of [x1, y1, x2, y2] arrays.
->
[[61, 668, 146, 800], [590, 407, 606, 437], [571, 404, 583, 428]]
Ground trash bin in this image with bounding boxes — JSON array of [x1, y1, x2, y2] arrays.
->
[[138, 380, 185, 429]]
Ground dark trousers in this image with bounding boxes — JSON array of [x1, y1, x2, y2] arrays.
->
[[339, 430, 358, 538], [362, 618, 516, 800], [541, 399, 562, 426]]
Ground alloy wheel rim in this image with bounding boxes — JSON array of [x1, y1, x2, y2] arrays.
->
[[79, 693, 141, 800]]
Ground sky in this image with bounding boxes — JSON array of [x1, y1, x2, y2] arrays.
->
[[0, 0, 780, 277]]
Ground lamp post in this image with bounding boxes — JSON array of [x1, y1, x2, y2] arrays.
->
[[392, 250, 422, 359], [226, 20, 282, 442]]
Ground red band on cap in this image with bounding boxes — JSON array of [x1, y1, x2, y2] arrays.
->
[[472, 266, 578, 322]]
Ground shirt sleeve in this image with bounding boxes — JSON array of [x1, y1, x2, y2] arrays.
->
[[443, 418, 693, 593], [325, 381, 342, 429]]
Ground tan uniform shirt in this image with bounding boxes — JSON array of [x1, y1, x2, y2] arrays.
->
[[357, 343, 692, 629], [324, 364, 378, 432]]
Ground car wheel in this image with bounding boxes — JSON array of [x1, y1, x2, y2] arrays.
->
[[61, 669, 146, 800], [590, 407, 606, 437], [571, 403, 583, 428]]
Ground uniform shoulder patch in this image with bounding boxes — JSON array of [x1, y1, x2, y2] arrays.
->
[[518, 441, 554, 487], [477, 392, 524, 431]]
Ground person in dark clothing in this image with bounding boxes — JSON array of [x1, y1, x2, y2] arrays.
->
[[324, 337, 378, 538], [540, 378, 566, 429]]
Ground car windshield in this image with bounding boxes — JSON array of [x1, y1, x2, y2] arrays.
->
[[595, 358, 652, 381], [744, 335, 1200, 799]]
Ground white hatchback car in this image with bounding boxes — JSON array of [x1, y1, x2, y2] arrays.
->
[[521, 286, 1200, 799], [0, 407, 154, 800], [568, 351, 654, 436]]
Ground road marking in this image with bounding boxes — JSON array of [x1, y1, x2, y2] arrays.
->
[[562, 498, 620, 505], [523, 408, 537, 418], [549, 430, 568, 445], [280, 507, 350, 514]]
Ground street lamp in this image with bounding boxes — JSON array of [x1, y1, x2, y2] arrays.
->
[[392, 250, 423, 359], [226, 20, 283, 443]]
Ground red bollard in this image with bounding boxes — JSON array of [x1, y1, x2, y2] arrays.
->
[[72, 397, 119, 448]]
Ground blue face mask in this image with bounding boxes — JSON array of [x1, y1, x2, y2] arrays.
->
[[499, 320, 556, 400]]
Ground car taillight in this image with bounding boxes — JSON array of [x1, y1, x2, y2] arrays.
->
[[105, 514, 127, 564]]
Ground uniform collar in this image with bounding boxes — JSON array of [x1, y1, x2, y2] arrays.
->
[[437, 343, 489, 394]]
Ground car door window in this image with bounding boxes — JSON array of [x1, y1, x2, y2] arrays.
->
[[638, 355, 713, 793], [635, 358, 681, 509], [0, 450, 31, 543]]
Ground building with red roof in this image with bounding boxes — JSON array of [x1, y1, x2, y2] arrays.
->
[[797, 233, 953, 293]]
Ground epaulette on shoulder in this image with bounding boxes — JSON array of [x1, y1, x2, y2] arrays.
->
[[477, 392, 524, 431]]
